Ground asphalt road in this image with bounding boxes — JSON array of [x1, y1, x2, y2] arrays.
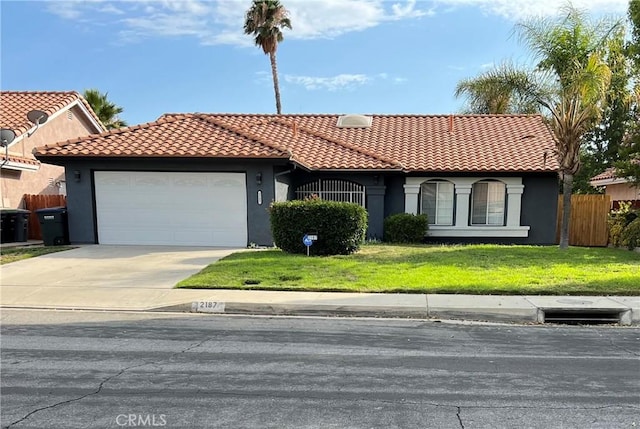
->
[[1, 310, 638, 429]]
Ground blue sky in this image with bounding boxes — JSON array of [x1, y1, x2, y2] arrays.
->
[[1, 0, 629, 126]]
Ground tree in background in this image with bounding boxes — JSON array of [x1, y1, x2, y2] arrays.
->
[[518, 5, 617, 248], [454, 62, 543, 114], [456, 5, 619, 249], [574, 27, 633, 193], [82, 89, 127, 130], [244, 0, 292, 115], [615, 0, 640, 185]]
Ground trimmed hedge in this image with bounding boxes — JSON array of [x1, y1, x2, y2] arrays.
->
[[270, 199, 368, 255], [383, 213, 428, 243]]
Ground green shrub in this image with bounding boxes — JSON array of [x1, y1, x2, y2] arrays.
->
[[620, 218, 640, 250], [383, 213, 428, 243], [608, 202, 639, 247], [609, 221, 626, 247], [270, 198, 368, 255]]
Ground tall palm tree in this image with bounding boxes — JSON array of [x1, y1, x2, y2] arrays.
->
[[517, 5, 617, 249], [454, 63, 543, 114], [82, 89, 127, 130], [244, 0, 292, 115]]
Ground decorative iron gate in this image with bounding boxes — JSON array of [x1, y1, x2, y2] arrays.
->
[[295, 179, 365, 206]]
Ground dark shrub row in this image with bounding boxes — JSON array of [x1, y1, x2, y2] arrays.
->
[[383, 213, 428, 244]]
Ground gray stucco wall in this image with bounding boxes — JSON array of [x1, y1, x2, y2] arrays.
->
[[520, 175, 559, 245], [57, 157, 558, 247], [289, 171, 387, 239], [60, 158, 286, 246]]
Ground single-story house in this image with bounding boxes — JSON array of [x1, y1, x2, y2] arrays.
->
[[33, 113, 560, 247], [590, 167, 640, 210], [0, 91, 105, 208]]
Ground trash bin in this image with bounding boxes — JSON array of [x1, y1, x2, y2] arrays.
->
[[36, 207, 69, 246], [0, 209, 31, 243]]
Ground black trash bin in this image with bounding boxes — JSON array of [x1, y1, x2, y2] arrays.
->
[[36, 207, 69, 246], [0, 209, 31, 243]]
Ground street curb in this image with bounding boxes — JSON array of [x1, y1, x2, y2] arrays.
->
[[148, 297, 639, 325], [148, 302, 430, 319]]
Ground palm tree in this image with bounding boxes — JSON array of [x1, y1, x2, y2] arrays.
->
[[517, 5, 617, 249], [244, 0, 292, 115], [454, 62, 543, 114], [82, 89, 127, 130]]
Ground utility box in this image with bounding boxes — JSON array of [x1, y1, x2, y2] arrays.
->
[[0, 209, 30, 243], [36, 207, 69, 246]]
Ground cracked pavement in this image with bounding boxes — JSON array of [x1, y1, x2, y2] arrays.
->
[[1, 309, 639, 428]]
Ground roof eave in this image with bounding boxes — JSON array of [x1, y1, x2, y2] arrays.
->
[[590, 177, 630, 186], [8, 98, 105, 146]]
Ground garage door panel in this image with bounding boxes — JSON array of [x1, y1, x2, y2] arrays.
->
[[95, 172, 247, 246]]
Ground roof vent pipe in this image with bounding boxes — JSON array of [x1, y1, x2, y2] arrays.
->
[[448, 115, 454, 133]]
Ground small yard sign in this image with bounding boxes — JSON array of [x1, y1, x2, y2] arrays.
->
[[302, 234, 318, 256]]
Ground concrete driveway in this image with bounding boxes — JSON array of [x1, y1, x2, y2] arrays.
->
[[0, 245, 238, 310]]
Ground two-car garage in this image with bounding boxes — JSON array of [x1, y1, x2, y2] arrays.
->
[[94, 171, 248, 247]]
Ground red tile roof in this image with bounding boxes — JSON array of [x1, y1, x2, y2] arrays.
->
[[34, 113, 559, 173], [1, 154, 40, 167], [34, 115, 291, 160], [0, 91, 104, 137], [590, 167, 618, 182]]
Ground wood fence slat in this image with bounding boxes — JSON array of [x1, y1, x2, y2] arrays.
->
[[23, 194, 67, 240], [556, 194, 610, 247]]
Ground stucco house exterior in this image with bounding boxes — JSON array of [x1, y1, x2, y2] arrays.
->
[[0, 91, 105, 208], [34, 113, 559, 247], [590, 167, 640, 209]]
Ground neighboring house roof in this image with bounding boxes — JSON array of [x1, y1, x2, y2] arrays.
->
[[34, 113, 558, 173], [0, 91, 105, 139], [0, 154, 40, 171], [590, 167, 634, 187]]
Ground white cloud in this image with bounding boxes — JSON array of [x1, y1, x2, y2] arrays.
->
[[433, 0, 627, 20], [98, 3, 124, 15], [284, 74, 371, 91], [284, 72, 407, 90], [45, 0, 432, 46], [480, 62, 494, 69]]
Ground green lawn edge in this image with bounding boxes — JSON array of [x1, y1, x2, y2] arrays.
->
[[177, 244, 640, 296], [0, 246, 76, 265]]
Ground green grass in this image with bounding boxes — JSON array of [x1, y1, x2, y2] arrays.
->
[[0, 246, 75, 265], [177, 244, 640, 295]]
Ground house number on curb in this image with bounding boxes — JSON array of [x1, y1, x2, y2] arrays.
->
[[191, 301, 226, 313]]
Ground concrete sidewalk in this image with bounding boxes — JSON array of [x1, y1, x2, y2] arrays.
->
[[1, 285, 638, 325], [1, 245, 638, 325]]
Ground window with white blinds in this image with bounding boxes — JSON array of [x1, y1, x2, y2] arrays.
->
[[420, 181, 454, 225], [471, 181, 506, 225]]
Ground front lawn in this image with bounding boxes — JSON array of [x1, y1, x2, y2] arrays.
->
[[0, 246, 75, 265], [177, 244, 640, 295]]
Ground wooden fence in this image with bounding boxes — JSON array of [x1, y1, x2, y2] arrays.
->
[[556, 194, 610, 247], [23, 194, 67, 240]]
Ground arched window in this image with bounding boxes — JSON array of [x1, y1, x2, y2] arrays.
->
[[295, 179, 365, 206], [471, 180, 506, 225], [420, 180, 454, 225]]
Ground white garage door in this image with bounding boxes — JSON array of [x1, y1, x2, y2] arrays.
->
[[94, 171, 247, 246]]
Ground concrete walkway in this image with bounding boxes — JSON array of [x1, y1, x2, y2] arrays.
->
[[1, 245, 638, 325]]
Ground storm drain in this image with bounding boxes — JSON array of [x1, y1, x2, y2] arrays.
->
[[542, 309, 623, 325]]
